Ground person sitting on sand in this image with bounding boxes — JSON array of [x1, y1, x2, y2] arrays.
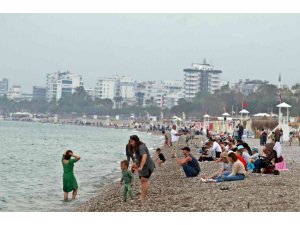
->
[[234, 146, 247, 170], [174, 146, 200, 177], [155, 148, 166, 166], [201, 151, 246, 183], [201, 152, 232, 180], [198, 143, 215, 162], [120, 160, 134, 202], [253, 143, 277, 174]]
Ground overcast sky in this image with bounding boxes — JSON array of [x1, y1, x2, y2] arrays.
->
[[1, 14, 300, 93]]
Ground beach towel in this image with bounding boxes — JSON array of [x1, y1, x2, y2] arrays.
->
[[275, 157, 288, 171]]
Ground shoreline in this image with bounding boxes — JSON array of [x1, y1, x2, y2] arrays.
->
[[75, 137, 300, 212]]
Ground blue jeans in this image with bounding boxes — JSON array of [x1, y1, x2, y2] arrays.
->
[[215, 171, 245, 182], [182, 165, 199, 177]]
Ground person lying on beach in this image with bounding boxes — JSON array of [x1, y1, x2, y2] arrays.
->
[[120, 160, 134, 202], [155, 148, 166, 166], [201, 151, 246, 183], [174, 146, 200, 177]]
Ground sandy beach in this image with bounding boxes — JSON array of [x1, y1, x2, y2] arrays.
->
[[75, 137, 300, 212]]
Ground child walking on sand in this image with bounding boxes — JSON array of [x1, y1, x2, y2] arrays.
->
[[120, 160, 134, 202]]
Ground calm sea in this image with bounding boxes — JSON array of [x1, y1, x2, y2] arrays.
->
[[0, 121, 162, 212]]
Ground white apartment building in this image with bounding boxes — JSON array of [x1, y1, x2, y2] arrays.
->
[[136, 80, 184, 108], [163, 90, 185, 109], [46, 71, 83, 101], [7, 85, 22, 100], [95, 76, 120, 99], [120, 76, 136, 99], [162, 80, 183, 93], [184, 59, 222, 100], [95, 76, 136, 100]]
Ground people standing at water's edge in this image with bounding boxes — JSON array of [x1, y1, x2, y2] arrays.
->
[[120, 160, 134, 202], [174, 146, 200, 177], [129, 135, 155, 201], [162, 130, 170, 147], [62, 150, 81, 201]]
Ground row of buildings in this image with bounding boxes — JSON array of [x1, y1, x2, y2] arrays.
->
[[0, 59, 277, 109]]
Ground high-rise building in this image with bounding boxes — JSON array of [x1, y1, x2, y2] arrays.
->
[[183, 59, 222, 100], [0, 78, 8, 95], [46, 71, 83, 101], [32, 86, 46, 100]]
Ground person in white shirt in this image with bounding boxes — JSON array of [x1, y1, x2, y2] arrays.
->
[[273, 141, 283, 163], [211, 139, 222, 159], [170, 124, 182, 157]]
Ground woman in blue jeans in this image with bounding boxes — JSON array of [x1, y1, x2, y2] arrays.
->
[[201, 151, 246, 183]]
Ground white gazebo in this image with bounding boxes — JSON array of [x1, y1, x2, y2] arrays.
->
[[239, 109, 250, 119], [222, 112, 230, 117], [276, 102, 291, 126], [221, 112, 230, 132], [276, 102, 292, 142]]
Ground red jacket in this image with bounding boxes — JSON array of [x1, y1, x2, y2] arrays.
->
[[237, 155, 247, 171]]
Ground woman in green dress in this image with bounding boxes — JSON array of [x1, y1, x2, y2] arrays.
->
[[62, 150, 81, 201]]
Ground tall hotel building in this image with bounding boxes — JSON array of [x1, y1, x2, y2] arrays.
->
[[183, 59, 222, 100], [46, 71, 83, 101]]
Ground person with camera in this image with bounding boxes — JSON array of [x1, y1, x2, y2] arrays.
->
[[174, 146, 200, 177]]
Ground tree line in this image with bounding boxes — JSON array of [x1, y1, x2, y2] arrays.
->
[[0, 84, 299, 119]]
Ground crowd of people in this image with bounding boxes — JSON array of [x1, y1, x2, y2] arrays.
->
[[61, 123, 290, 204], [118, 123, 288, 201]]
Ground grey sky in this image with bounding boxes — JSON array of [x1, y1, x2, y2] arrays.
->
[[0, 14, 300, 93]]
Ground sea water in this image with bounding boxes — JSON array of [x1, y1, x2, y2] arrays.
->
[[0, 121, 161, 211]]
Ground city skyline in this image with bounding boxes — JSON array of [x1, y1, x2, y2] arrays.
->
[[1, 14, 300, 92]]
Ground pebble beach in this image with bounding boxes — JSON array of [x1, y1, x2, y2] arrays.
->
[[75, 137, 300, 212]]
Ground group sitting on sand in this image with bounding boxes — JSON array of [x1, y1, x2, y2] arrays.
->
[[115, 125, 287, 202]]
